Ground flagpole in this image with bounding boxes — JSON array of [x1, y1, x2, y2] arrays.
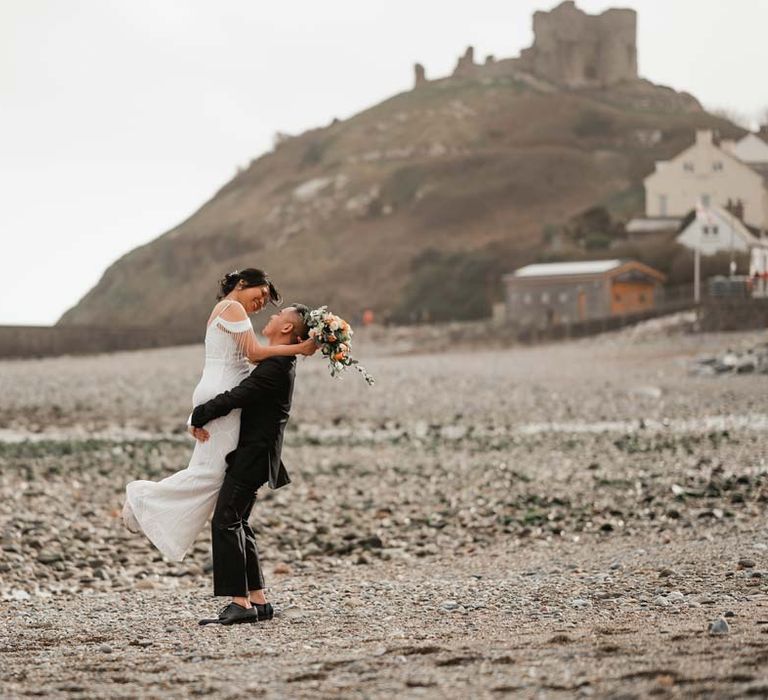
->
[[694, 246, 701, 303], [694, 197, 705, 304]]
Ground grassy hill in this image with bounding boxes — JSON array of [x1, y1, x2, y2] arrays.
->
[[59, 73, 742, 328]]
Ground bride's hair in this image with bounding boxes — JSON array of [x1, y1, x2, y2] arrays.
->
[[217, 268, 281, 304]]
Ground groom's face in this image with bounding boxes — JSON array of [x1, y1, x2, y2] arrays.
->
[[262, 307, 297, 340]]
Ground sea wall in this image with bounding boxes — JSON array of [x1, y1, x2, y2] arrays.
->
[[0, 325, 201, 359]]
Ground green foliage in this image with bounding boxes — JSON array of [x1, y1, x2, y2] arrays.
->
[[543, 206, 627, 251], [601, 185, 644, 220], [391, 248, 506, 323], [584, 233, 612, 250]]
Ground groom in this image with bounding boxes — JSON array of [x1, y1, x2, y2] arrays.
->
[[189, 304, 311, 625]]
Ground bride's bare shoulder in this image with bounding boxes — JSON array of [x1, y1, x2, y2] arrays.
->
[[207, 299, 248, 326]]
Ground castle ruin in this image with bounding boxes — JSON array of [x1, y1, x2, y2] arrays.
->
[[414, 1, 638, 90]]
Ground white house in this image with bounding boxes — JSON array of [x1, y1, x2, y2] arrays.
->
[[676, 205, 764, 257], [644, 130, 768, 231]]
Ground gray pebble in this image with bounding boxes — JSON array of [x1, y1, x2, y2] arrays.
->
[[708, 618, 730, 636]]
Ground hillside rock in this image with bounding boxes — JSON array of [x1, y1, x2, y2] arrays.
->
[[59, 68, 734, 328]]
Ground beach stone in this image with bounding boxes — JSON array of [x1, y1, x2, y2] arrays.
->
[[708, 618, 730, 636], [37, 551, 63, 564], [99, 644, 113, 653], [570, 598, 591, 609], [738, 559, 756, 569], [273, 563, 292, 575], [653, 595, 671, 607]]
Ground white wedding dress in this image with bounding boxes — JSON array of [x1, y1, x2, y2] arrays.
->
[[123, 301, 253, 561]]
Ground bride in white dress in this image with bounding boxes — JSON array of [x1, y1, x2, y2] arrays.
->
[[122, 268, 316, 561]]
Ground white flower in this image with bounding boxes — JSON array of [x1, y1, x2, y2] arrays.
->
[[329, 320, 339, 331]]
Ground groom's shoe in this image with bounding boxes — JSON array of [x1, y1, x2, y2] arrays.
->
[[251, 602, 274, 621], [199, 602, 258, 626]]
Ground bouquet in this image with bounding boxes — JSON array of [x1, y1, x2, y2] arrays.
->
[[305, 306, 375, 385]]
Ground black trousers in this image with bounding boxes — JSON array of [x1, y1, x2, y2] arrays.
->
[[211, 472, 268, 597]]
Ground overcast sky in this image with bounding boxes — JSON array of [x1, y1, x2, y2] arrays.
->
[[2, 0, 767, 325]]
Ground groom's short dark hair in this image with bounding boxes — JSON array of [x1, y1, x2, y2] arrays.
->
[[286, 303, 310, 342]]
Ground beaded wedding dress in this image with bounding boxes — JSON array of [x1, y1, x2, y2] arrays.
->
[[122, 301, 253, 561]]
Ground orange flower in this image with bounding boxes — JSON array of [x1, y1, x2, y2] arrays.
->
[[333, 351, 346, 361], [328, 334, 337, 342]]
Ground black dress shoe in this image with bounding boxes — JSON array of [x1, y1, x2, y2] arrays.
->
[[251, 602, 274, 621], [199, 602, 258, 626]]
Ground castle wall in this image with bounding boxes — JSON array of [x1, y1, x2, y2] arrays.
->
[[415, 1, 638, 91], [525, 2, 637, 88]]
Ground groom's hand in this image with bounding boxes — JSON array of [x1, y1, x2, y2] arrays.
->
[[187, 426, 210, 442]]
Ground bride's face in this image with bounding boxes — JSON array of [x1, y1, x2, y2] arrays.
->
[[240, 284, 270, 314]]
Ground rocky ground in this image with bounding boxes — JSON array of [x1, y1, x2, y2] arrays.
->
[[2, 323, 768, 698]]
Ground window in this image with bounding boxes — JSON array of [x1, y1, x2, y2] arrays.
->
[[614, 293, 622, 302], [702, 226, 709, 235], [558, 292, 568, 303], [701, 194, 711, 206], [541, 292, 550, 303], [712, 225, 719, 235], [639, 293, 646, 302], [713, 161, 723, 172], [523, 293, 532, 305], [658, 194, 668, 216], [684, 162, 694, 172]]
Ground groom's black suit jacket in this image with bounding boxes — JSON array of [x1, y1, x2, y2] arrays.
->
[[190, 355, 295, 490]]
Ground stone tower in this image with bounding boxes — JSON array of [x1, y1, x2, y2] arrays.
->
[[518, 1, 637, 88]]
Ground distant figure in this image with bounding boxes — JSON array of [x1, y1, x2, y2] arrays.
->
[[362, 308, 375, 326]]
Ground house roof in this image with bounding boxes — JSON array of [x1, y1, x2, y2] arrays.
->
[[511, 260, 623, 278], [726, 133, 768, 165], [505, 259, 667, 284], [677, 204, 767, 247], [626, 217, 681, 233]]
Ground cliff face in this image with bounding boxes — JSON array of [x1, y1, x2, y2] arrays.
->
[[59, 73, 736, 328]]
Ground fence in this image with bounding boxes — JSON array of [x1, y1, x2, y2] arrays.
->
[[515, 297, 697, 343], [698, 298, 768, 332]]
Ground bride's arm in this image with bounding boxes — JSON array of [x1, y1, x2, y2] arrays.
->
[[242, 333, 316, 362], [215, 301, 316, 362]]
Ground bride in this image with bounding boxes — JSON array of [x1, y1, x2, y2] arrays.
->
[[122, 268, 316, 561]]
